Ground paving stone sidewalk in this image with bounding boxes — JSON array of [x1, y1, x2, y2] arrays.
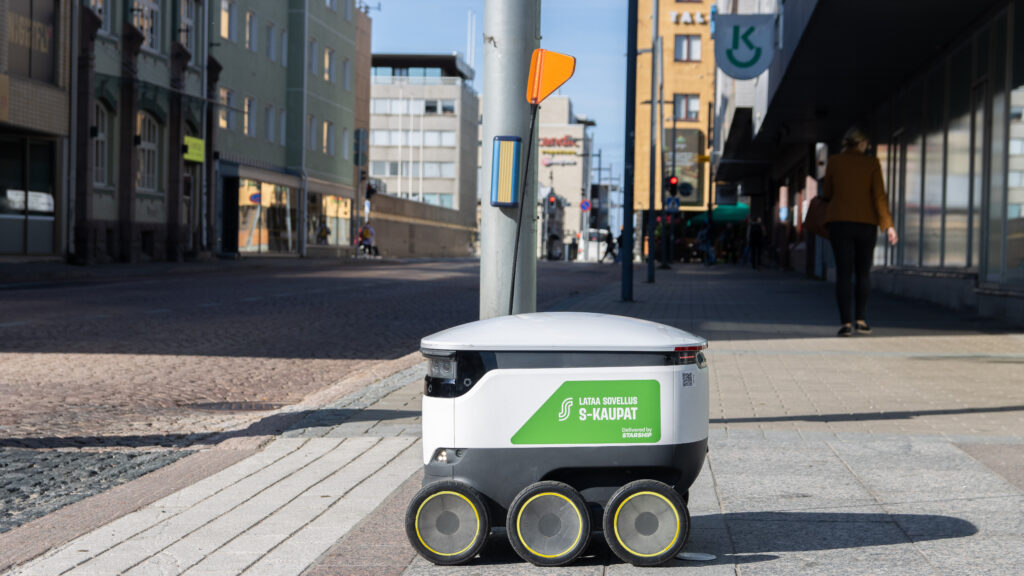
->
[[5, 263, 1024, 575]]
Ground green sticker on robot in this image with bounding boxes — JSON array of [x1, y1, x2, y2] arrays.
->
[[511, 380, 661, 445]]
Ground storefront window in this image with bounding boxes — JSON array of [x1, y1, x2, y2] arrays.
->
[[237, 179, 297, 254], [307, 193, 351, 247], [0, 139, 54, 255], [903, 131, 923, 267], [946, 45, 972, 268], [987, 15, 1008, 283], [1007, 11, 1024, 282], [922, 67, 946, 267]]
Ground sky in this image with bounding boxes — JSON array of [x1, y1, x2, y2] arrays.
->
[[370, 0, 629, 188]]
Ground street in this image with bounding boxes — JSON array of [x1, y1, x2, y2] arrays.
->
[[2, 259, 1024, 575]]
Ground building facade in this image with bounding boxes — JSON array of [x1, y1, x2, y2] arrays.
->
[[214, 0, 361, 257], [634, 0, 716, 215], [715, 0, 1024, 324], [61, 0, 213, 263], [536, 96, 593, 259], [1, 1, 72, 257], [366, 53, 478, 257]]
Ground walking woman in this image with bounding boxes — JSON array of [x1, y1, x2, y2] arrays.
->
[[822, 127, 899, 337]]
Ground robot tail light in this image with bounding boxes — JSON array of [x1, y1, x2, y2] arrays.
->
[[674, 345, 709, 368]]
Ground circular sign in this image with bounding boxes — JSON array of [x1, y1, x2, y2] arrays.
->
[[580, 200, 591, 212], [249, 193, 261, 204]]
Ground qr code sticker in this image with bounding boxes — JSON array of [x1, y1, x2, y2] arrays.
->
[[680, 372, 694, 387]]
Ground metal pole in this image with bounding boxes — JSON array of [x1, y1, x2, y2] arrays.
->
[[622, 0, 637, 301], [646, 2, 659, 283], [658, 35, 670, 270], [480, 0, 540, 319]]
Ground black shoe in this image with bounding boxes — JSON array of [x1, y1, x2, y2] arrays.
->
[[855, 321, 872, 334], [837, 325, 853, 337]]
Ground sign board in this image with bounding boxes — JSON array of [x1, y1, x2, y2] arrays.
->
[[659, 129, 704, 209], [183, 135, 204, 163], [664, 196, 680, 213], [511, 380, 661, 445], [8, 0, 57, 84], [580, 200, 591, 212], [714, 14, 776, 80]]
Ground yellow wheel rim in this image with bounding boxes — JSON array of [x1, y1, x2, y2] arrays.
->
[[415, 490, 481, 557], [515, 492, 584, 559], [612, 491, 680, 558]]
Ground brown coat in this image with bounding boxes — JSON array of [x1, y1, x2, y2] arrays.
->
[[822, 149, 894, 230]]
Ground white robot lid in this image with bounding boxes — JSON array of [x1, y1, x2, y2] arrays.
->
[[420, 312, 706, 353]]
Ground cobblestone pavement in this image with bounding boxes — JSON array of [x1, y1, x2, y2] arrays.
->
[[0, 449, 192, 534], [0, 259, 618, 535]]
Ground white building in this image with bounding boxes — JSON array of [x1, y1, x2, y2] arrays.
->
[[369, 54, 478, 212]]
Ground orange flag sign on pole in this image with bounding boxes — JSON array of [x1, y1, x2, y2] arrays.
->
[[526, 49, 576, 105]]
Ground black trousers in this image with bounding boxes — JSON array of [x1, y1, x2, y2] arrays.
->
[[828, 221, 877, 325]]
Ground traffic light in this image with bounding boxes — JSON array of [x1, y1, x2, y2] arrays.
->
[[668, 175, 679, 196], [547, 194, 557, 215], [365, 181, 376, 200]]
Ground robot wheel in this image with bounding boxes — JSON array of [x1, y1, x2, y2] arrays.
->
[[506, 481, 592, 566], [405, 480, 490, 565], [603, 479, 690, 566]]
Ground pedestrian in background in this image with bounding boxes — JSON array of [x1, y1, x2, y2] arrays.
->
[[823, 126, 899, 337], [748, 217, 765, 270]]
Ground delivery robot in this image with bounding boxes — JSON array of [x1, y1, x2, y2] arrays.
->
[[405, 312, 709, 567]]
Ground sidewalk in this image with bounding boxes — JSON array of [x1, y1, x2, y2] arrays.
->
[[4, 263, 1023, 575]]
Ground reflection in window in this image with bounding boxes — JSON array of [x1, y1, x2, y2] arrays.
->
[[239, 180, 297, 254]]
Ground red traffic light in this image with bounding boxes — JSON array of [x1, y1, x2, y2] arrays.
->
[[669, 176, 679, 186], [549, 196, 556, 203]]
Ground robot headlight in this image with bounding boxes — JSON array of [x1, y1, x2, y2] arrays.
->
[[427, 356, 457, 380]]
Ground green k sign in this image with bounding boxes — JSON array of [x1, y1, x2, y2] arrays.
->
[[714, 14, 776, 80], [511, 380, 661, 445]]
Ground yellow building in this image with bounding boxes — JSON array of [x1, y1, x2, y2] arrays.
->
[[634, 0, 716, 212]]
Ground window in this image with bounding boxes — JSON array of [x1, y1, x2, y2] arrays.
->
[[343, 58, 351, 90], [265, 105, 275, 142], [308, 115, 317, 151], [342, 128, 349, 159], [136, 112, 158, 193], [279, 109, 287, 146], [325, 0, 335, 10], [93, 104, 108, 186], [371, 99, 388, 114], [441, 100, 456, 114], [424, 100, 438, 114], [674, 35, 701, 62], [324, 48, 335, 83], [245, 11, 257, 51], [674, 94, 700, 121], [281, 30, 288, 66], [346, 0, 353, 20], [440, 131, 456, 147], [133, 0, 160, 51], [89, 0, 111, 34], [218, 87, 234, 129], [309, 38, 319, 75], [243, 97, 254, 136], [181, 1, 199, 57], [266, 22, 276, 62], [323, 121, 335, 155], [221, 0, 236, 41]]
